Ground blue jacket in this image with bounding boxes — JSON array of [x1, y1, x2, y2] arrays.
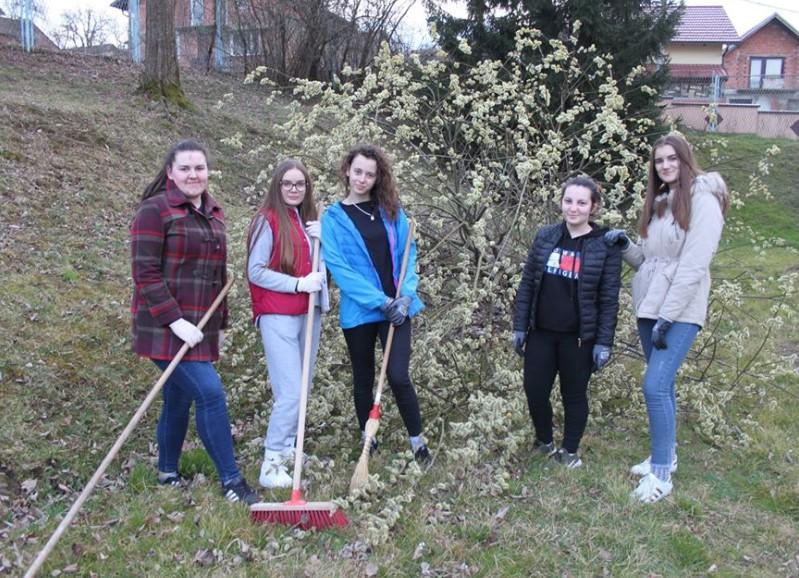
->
[[322, 202, 424, 329]]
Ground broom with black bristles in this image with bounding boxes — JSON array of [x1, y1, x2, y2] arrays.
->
[[250, 206, 348, 530], [349, 220, 416, 494]]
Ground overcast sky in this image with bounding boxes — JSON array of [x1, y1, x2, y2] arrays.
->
[[28, 0, 799, 44]]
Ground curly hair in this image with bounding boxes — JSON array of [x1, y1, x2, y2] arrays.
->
[[340, 144, 400, 221]]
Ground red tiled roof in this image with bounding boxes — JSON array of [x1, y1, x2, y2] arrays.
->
[[674, 6, 739, 43], [670, 63, 728, 79]]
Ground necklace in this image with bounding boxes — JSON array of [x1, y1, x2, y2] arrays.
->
[[350, 202, 375, 221]]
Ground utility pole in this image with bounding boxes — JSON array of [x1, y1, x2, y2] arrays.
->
[[20, 0, 34, 52], [130, 0, 141, 63], [214, 0, 226, 71]]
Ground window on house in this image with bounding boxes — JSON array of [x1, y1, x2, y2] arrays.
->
[[228, 29, 261, 57], [749, 57, 784, 89], [190, 0, 204, 26]]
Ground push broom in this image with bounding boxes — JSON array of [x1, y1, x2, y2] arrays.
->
[[349, 220, 416, 494], [250, 208, 348, 530], [25, 276, 235, 578]]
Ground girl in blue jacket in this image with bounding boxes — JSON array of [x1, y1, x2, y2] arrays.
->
[[321, 144, 430, 463]]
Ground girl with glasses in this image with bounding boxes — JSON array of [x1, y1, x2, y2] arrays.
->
[[246, 159, 328, 488], [321, 144, 431, 463]]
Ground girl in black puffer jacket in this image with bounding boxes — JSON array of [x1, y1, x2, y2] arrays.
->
[[512, 176, 622, 468]]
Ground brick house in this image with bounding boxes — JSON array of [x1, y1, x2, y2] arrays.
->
[[0, 11, 58, 50], [111, 0, 217, 68], [111, 0, 376, 78], [722, 13, 799, 111], [662, 5, 739, 99]]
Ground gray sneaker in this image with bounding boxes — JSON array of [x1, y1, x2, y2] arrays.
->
[[533, 439, 556, 456], [552, 448, 583, 469]]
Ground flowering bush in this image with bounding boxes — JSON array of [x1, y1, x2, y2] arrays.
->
[[217, 29, 796, 546]]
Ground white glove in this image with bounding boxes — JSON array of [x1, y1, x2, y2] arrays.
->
[[169, 318, 204, 348], [305, 220, 321, 240], [296, 272, 324, 293]]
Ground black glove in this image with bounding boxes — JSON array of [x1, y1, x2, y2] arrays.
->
[[379, 297, 394, 317], [652, 318, 672, 350], [604, 229, 630, 249], [387, 295, 411, 326], [513, 330, 527, 357], [592, 344, 611, 370]]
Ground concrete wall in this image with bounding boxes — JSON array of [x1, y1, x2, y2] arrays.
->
[[663, 101, 799, 139]]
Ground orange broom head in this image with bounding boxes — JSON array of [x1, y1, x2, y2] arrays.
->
[[250, 502, 348, 530]]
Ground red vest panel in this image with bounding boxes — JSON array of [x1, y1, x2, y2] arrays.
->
[[249, 208, 312, 318]]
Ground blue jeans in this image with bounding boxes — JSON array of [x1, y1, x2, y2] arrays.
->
[[637, 319, 700, 471], [153, 360, 241, 485]]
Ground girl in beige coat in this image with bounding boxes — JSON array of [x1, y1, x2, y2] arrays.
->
[[605, 134, 729, 503]]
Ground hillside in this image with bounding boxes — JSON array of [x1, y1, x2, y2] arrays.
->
[[1, 45, 798, 577]]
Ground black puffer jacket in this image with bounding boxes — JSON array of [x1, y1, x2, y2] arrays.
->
[[513, 222, 622, 346]]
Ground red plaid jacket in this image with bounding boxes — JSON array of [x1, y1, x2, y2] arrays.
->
[[130, 186, 228, 361]]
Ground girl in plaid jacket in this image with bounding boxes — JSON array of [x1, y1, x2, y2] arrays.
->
[[130, 140, 256, 505]]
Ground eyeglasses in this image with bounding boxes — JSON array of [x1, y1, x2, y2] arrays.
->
[[280, 180, 307, 191]]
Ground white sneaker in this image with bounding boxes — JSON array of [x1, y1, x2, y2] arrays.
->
[[632, 473, 673, 503], [630, 454, 678, 477], [258, 451, 292, 489]]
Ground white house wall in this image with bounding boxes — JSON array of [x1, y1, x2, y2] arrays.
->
[[668, 44, 723, 65]]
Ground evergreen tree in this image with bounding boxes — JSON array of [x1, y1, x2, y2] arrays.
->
[[428, 0, 683, 133]]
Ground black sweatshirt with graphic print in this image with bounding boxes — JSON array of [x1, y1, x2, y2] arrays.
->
[[536, 227, 588, 332]]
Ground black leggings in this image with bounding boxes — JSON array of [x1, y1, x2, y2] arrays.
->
[[523, 329, 594, 453], [343, 319, 422, 437]]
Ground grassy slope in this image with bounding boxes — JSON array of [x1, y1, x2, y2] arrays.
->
[[1, 47, 797, 577]]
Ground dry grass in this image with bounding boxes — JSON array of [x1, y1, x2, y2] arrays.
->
[[0, 46, 797, 577]]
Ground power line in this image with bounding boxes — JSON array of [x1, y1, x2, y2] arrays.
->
[[733, 0, 799, 15]]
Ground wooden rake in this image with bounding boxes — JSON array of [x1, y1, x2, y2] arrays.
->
[[25, 276, 235, 578]]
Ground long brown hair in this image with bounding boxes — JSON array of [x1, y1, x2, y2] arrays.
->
[[141, 139, 209, 203], [246, 159, 318, 275], [638, 133, 701, 237], [340, 144, 400, 221]]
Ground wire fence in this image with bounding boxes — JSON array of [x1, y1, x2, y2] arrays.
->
[[666, 74, 799, 112]]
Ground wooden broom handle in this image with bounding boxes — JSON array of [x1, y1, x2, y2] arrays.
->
[[25, 276, 235, 578], [291, 206, 324, 494], [373, 219, 416, 408]]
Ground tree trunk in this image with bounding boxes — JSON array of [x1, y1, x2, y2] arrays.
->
[[139, 0, 189, 107]]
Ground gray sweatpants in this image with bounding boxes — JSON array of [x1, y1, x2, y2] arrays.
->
[[259, 311, 322, 453]]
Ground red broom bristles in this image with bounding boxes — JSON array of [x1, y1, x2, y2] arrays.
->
[[250, 502, 349, 530]]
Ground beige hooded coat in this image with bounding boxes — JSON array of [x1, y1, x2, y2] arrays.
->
[[622, 172, 726, 328]]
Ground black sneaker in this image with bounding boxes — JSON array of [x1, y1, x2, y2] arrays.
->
[[157, 473, 182, 486], [533, 439, 556, 456], [414, 444, 432, 465], [552, 448, 583, 469], [222, 477, 258, 505]]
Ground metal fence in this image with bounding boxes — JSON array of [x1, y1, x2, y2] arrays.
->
[[666, 74, 799, 112]]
